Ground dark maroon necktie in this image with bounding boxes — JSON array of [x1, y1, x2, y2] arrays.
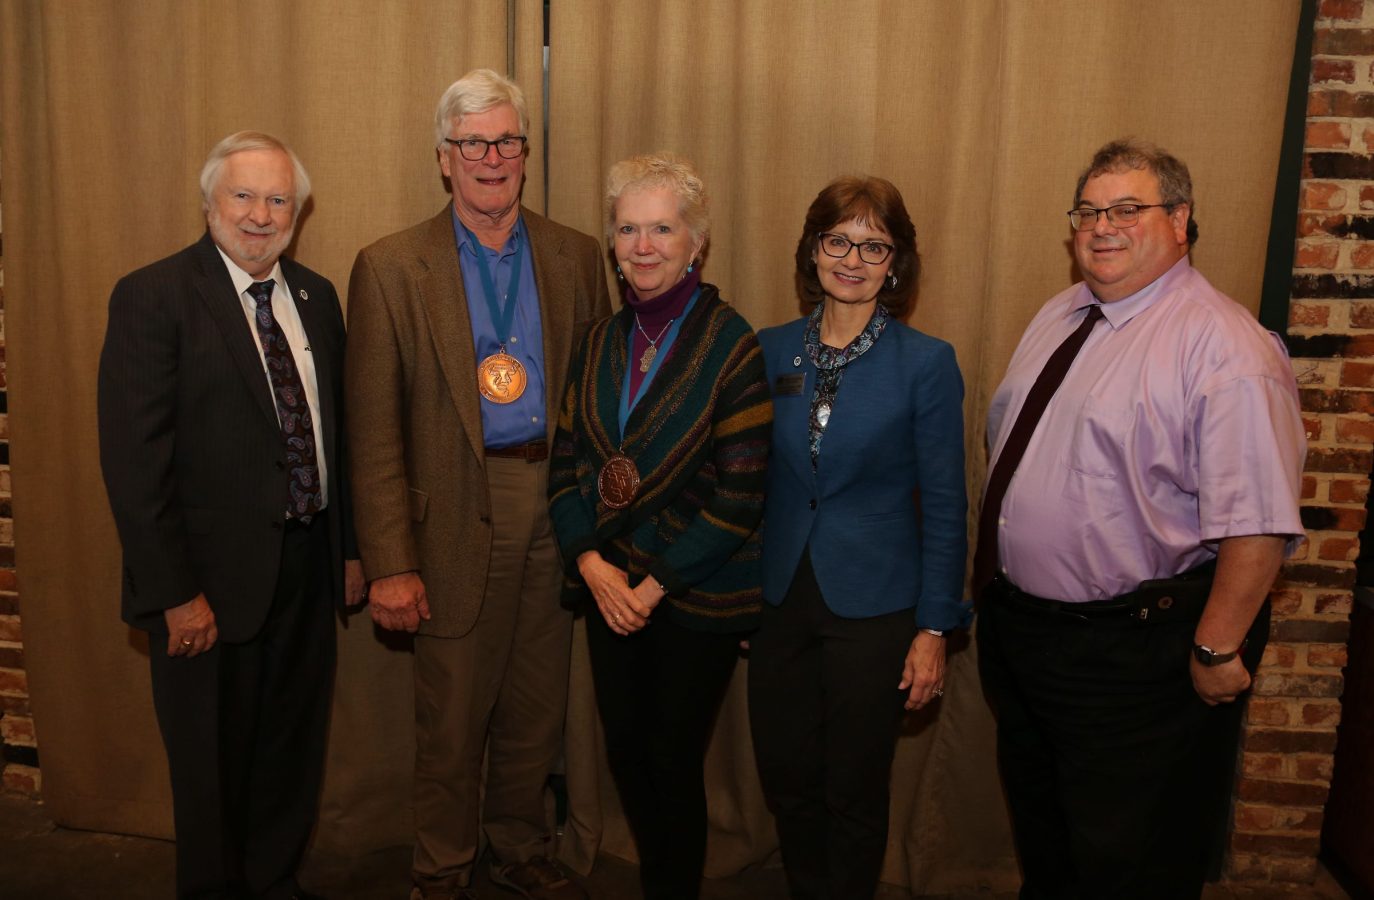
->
[[972, 303, 1104, 593], [248, 279, 323, 522]]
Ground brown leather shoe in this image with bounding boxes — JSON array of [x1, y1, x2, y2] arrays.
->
[[489, 857, 587, 900]]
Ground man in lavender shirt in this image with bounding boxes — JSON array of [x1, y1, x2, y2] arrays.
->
[[977, 140, 1305, 900]]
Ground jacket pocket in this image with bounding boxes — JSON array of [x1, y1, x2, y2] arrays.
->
[[408, 488, 429, 523]]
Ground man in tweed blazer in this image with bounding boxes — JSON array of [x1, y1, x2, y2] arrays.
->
[[345, 70, 610, 900], [98, 131, 362, 899]]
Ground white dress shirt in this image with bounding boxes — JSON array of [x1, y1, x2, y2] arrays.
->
[[216, 247, 329, 508]]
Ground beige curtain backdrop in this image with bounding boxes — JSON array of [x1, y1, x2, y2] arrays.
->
[[0, 0, 1295, 893], [0, 0, 541, 846], [548, 1, 1298, 892]]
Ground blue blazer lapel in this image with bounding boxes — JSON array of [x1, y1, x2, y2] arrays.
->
[[770, 331, 819, 489]]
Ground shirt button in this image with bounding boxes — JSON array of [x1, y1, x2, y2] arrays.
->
[[999, 516, 1007, 525], [510, 336, 518, 343], [532, 416, 540, 423]]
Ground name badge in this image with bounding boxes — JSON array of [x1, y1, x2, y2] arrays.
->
[[774, 373, 806, 396]]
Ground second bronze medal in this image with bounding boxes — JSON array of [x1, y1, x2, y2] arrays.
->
[[598, 453, 640, 509]]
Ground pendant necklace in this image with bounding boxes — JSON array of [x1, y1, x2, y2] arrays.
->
[[600, 317, 668, 508], [461, 219, 528, 404], [634, 316, 674, 373]]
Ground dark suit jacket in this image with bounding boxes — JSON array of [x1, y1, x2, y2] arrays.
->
[[98, 232, 354, 643], [757, 316, 969, 631], [345, 205, 611, 638]]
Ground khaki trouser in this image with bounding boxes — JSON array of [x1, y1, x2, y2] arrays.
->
[[411, 457, 572, 888]]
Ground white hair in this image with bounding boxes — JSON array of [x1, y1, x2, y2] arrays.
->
[[199, 131, 311, 216], [433, 68, 529, 148]]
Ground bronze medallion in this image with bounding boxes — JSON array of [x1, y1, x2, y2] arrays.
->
[[598, 454, 640, 509], [477, 352, 527, 404]]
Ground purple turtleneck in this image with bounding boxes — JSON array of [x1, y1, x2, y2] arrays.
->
[[625, 267, 701, 398]]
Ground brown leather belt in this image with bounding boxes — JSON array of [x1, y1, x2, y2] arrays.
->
[[484, 440, 548, 462]]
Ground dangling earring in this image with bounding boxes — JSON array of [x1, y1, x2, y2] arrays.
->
[[687, 262, 694, 274], [888, 273, 898, 289], [615, 265, 625, 283]]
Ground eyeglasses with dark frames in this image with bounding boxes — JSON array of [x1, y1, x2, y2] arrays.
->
[[1067, 202, 1176, 231], [816, 232, 895, 265], [444, 136, 528, 161]]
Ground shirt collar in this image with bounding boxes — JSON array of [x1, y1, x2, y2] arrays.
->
[[452, 208, 525, 258], [1070, 254, 1193, 330], [214, 244, 284, 299]]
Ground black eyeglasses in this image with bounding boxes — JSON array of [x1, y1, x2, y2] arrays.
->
[[1067, 203, 1175, 231], [817, 232, 895, 265], [444, 136, 528, 161]]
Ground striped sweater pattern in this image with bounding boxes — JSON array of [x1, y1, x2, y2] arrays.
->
[[548, 284, 772, 632]]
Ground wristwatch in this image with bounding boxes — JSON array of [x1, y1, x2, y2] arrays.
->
[[1192, 641, 1245, 666]]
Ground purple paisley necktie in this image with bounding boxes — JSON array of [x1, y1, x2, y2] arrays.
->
[[248, 279, 322, 523]]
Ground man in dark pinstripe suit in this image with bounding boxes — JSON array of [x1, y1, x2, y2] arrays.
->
[[98, 131, 362, 900]]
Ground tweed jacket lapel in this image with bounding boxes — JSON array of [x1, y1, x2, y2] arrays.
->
[[413, 206, 486, 464], [524, 207, 578, 443], [190, 232, 279, 428]]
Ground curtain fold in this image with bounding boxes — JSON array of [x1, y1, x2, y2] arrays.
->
[[547, 1, 1297, 890], [1, 0, 1296, 891], [0, 0, 519, 842]]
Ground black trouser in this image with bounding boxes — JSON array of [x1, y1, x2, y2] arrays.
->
[[977, 575, 1267, 900], [584, 604, 741, 900], [149, 515, 335, 900], [748, 550, 917, 900]]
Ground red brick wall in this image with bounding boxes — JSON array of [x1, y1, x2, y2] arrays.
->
[[1229, 0, 1374, 883], [0, 152, 36, 794]]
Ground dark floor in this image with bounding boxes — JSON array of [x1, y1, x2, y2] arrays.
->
[[0, 791, 1353, 899]]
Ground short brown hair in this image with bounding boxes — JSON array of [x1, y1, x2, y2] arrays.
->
[[1074, 138, 1197, 245], [794, 176, 920, 317]]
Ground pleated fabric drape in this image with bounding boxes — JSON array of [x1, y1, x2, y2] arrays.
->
[[546, 1, 1296, 890], [0, 0, 1295, 891], [0, 0, 533, 846]]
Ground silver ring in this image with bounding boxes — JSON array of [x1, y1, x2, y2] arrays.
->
[[933, 689, 944, 697], [180, 639, 193, 647], [613, 613, 622, 622]]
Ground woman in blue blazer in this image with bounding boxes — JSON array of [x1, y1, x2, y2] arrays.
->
[[749, 176, 969, 899]]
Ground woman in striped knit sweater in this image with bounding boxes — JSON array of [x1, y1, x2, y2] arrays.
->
[[548, 153, 772, 900]]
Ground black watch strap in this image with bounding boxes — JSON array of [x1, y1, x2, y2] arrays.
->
[[1192, 641, 1245, 667]]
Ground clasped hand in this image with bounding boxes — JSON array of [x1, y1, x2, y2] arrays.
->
[[578, 550, 662, 636]]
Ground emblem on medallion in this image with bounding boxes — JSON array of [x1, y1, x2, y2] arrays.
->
[[477, 352, 527, 404], [598, 454, 641, 509]]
